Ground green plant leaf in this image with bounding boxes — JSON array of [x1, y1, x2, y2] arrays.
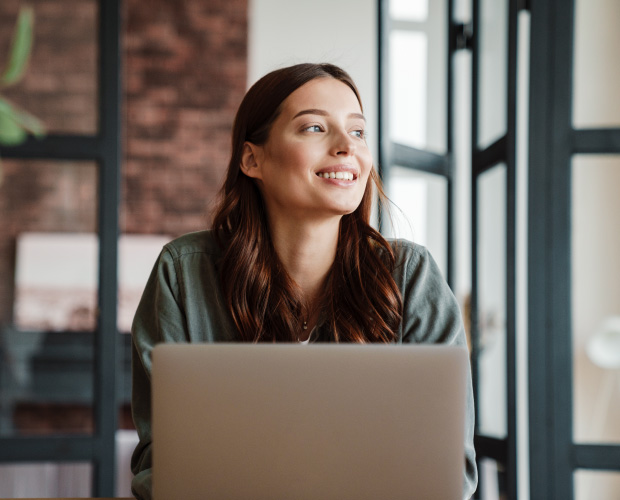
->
[[0, 98, 12, 114], [0, 7, 34, 87], [10, 105, 45, 137], [0, 97, 45, 142], [0, 106, 27, 145]]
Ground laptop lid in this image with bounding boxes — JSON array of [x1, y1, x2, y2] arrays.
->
[[152, 343, 467, 500]]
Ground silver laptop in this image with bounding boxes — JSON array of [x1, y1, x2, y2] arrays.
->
[[152, 343, 468, 500]]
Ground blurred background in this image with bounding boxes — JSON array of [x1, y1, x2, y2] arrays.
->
[[0, 0, 618, 498]]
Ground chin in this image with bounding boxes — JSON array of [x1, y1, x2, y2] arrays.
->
[[311, 194, 364, 219], [330, 203, 361, 217]]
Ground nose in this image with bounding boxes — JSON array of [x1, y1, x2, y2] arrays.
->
[[331, 129, 356, 156]]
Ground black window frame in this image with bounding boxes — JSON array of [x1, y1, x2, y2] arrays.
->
[[377, 0, 456, 287], [469, 0, 521, 498], [0, 0, 121, 495], [378, 0, 521, 498], [528, 0, 620, 498]]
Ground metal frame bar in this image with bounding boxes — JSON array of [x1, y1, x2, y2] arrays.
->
[[574, 445, 620, 470], [377, 0, 389, 186], [445, 0, 458, 282], [528, 1, 620, 498], [0, 0, 121, 496], [470, 0, 519, 498], [474, 436, 508, 462], [1, 135, 104, 160], [391, 144, 451, 176], [504, 2, 518, 498], [472, 136, 508, 175], [470, 0, 481, 453], [572, 128, 620, 153], [527, 0, 554, 495], [548, 2, 574, 498], [93, 0, 121, 495], [529, 1, 574, 498], [0, 437, 94, 462]]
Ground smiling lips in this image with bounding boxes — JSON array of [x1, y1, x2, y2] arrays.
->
[[317, 171, 355, 181], [315, 165, 358, 182]]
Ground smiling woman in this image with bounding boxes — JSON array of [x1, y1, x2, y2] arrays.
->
[[212, 64, 397, 344], [129, 63, 477, 500]]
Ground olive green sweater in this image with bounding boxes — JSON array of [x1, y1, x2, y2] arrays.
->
[[130, 230, 478, 499]]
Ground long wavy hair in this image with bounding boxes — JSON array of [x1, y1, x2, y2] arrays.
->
[[212, 63, 402, 342]]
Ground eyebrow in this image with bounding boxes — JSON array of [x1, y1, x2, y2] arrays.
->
[[292, 108, 366, 122]]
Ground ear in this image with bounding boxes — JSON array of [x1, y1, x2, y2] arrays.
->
[[240, 142, 264, 180]]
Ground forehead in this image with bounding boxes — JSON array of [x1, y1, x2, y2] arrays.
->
[[279, 77, 363, 117]]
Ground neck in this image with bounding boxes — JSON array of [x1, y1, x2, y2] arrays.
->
[[268, 215, 340, 306]]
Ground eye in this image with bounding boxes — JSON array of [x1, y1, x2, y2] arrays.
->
[[302, 124, 324, 133], [350, 129, 366, 139]]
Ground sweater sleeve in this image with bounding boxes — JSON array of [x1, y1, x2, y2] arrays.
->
[[130, 248, 190, 500], [398, 244, 478, 500]]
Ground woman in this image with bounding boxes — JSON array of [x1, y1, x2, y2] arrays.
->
[[131, 63, 477, 499]]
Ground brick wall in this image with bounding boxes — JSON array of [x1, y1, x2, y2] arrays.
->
[[0, 0, 248, 327], [124, 0, 247, 235]]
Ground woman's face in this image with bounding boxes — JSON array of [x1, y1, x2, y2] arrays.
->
[[243, 77, 373, 224]]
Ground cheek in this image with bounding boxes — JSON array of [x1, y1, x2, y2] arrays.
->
[[267, 143, 312, 173], [359, 150, 373, 178]]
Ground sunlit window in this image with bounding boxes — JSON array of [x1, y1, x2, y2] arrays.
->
[[389, 0, 428, 22], [389, 31, 428, 149]]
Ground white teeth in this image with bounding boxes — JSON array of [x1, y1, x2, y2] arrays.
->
[[319, 172, 354, 180]]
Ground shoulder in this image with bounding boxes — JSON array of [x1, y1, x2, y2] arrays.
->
[[385, 238, 431, 271], [161, 230, 221, 261], [387, 239, 463, 344], [385, 238, 450, 299]]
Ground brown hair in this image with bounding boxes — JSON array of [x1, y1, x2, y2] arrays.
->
[[212, 63, 402, 342]]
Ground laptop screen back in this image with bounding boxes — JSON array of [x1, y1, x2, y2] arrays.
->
[[152, 343, 467, 500]]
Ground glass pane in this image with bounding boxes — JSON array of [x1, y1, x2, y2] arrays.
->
[[389, 31, 427, 149], [476, 164, 507, 438], [385, 166, 448, 277], [116, 429, 140, 497], [388, 0, 447, 153], [0, 0, 99, 134], [14, 233, 98, 332], [390, 0, 428, 22], [477, 0, 508, 149], [572, 155, 620, 444], [0, 461, 92, 497], [453, 0, 472, 24], [478, 458, 508, 500], [573, 0, 620, 128], [0, 159, 98, 436], [575, 469, 620, 500], [452, 48, 472, 298]]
